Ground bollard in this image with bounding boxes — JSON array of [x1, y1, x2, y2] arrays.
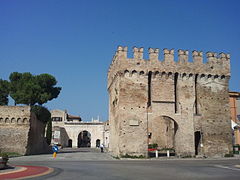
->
[[53, 152, 57, 158], [167, 150, 170, 158], [155, 150, 158, 158]]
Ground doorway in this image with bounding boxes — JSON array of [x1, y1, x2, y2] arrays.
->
[[68, 139, 72, 147], [78, 131, 91, 147], [96, 139, 100, 148], [194, 131, 201, 155]]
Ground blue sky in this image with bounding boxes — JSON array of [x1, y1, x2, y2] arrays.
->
[[0, 0, 239, 121]]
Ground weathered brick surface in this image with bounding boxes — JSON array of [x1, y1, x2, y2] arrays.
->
[[0, 106, 50, 155], [108, 46, 232, 157]]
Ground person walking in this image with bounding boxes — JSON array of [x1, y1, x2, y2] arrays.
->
[[100, 144, 104, 153]]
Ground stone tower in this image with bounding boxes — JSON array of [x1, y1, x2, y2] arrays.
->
[[108, 46, 232, 157]]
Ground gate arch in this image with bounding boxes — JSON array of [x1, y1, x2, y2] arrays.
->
[[149, 116, 178, 149], [78, 130, 91, 148]]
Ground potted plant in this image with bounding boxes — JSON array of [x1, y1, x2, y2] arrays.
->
[[0, 153, 9, 169], [148, 143, 158, 151]]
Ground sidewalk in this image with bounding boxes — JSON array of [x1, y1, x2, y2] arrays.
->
[[0, 165, 53, 179]]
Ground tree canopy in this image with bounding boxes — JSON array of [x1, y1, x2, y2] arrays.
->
[[0, 79, 9, 105], [9, 72, 61, 105]]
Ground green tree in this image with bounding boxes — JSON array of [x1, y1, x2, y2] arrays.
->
[[35, 74, 62, 105], [9, 72, 37, 105], [31, 105, 51, 123], [9, 72, 61, 105], [0, 79, 9, 105]]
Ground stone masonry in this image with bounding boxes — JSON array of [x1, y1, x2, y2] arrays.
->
[[0, 106, 50, 155], [108, 46, 232, 157]]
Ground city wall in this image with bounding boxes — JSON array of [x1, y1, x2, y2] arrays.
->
[[0, 106, 50, 155]]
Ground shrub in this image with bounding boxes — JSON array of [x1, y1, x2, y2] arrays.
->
[[0, 152, 21, 158], [0, 153, 8, 158], [113, 156, 120, 159], [181, 155, 193, 158], [148, 144, 158, 149], [120, 154, 145, 159], [224, 152, 234, 157]]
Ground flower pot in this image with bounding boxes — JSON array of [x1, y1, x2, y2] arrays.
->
[[0, 156, 9, 169]]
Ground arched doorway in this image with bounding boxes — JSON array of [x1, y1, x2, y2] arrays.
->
[[96, 139, 100, 148], [78, 131, 91, 148], [68, 139, 72, 147], [149, 116, 178, 149]]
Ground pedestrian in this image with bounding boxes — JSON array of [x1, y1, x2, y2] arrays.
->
[[100, 144, 104, 153]]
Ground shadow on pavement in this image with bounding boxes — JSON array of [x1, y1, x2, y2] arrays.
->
[[58, 148, 101, 154]]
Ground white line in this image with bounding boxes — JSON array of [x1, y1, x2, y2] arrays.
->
[[214, 165, 240, 172]]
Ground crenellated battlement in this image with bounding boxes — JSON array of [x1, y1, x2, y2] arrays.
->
[[192, 50, 203, 64], [149, 48, 159, 61], [115, 46, 128, 59], [178, 49, 189, 63], [206, 52, 218, 64], [112, 45, 230, 64], [163, 48, 174, 63], [133, 47, 144, 59], [108, 46, 230, 89]]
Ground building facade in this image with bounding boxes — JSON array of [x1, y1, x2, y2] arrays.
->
[[229, 92, 240, 145], [108, 46, 232, 157], [51, 110, 108, 148]]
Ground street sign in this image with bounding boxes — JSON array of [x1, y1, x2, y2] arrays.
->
[[52, 145, 59, 153]]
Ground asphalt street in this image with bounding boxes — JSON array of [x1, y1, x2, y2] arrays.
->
[[8, 148, 240, 180]]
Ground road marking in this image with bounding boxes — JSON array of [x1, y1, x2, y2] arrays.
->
[[0, 166, 54, 180], [0, 167, 27, 175], [214, 165, 240, 172], [15, 167, 54, 180]]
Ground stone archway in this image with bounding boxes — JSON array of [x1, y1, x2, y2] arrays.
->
[[78, 130, 91, 148], [149, 116, 178, 149]]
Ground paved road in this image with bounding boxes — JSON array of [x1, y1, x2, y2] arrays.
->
[[10, 148, 114, 162], [8, 148, 240, 180]]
